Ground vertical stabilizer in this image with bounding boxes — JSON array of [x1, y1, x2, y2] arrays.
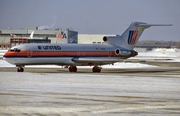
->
[[118, 22, 172, 50]]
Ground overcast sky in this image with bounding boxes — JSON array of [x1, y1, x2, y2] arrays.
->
[[0, 0, 179, 41]]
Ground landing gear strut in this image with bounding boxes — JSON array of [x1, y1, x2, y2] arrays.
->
[[92, 66, 101, 73], [69, 66, 77, 72]]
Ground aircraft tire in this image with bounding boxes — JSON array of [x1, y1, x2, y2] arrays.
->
[[92, 66, 101, 73], [20, 68, 24, 72], [17, 67, 24, 72], [17, 68, 20, 72], [69, 66, 77, 72]]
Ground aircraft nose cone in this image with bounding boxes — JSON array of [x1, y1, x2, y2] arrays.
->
[[3, 52, 8, 57]]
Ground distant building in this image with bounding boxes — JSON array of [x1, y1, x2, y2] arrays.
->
[[9, 37, 51, 47], [0, 27, 78, 49]]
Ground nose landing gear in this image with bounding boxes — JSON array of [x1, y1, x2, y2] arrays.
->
[[16, 65, 24, 72], [17, 67, 24, 72]]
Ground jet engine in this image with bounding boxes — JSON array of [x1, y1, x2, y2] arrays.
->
[[115, 49, 138, 57], [103, 36, 120, 45]]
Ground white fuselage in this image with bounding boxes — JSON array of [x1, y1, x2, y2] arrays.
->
[[3, 43, 136, 66]]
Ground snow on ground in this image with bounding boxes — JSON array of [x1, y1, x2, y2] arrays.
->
[[137, 48, 180, 58]]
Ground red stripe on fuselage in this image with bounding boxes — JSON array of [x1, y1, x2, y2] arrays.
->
[[4, 50, 117, 57]]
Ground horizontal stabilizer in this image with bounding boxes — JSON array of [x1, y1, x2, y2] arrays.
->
[[117, 22, 172, 50], [136, 24, 172, 28]]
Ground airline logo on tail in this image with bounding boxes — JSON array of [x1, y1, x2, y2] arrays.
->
[[128, 30, 138, 45]]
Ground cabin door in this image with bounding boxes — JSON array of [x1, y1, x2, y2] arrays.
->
[[108, 51, 111, 57], [27, 50, 33, 58]]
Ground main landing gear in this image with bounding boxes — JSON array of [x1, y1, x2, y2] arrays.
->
[[69, 66, 77, 72], [68, 65, 101, 73], [92, 66, 101, 73], [16, 65, 24, 72]]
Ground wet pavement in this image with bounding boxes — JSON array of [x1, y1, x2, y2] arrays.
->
[[0, 68, 180, 116]]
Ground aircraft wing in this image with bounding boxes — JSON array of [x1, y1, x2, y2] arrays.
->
[[72, 56, 180, 67], [72, 57, 123, 64]]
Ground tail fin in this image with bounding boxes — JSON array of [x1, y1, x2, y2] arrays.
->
[[29, 31, 34, 39], [119, 22, 172, 49]]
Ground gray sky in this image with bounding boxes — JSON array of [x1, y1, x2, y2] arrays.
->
[[0, 0, 179, 41]]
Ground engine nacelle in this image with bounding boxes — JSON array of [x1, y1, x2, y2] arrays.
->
[[115, 49, 138, 57], [103, 36, 120, 45], [103, 35, 138, 57]]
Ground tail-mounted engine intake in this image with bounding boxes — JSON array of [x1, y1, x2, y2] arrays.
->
[[115, 49, 138, 57], [103, 36, 120, 45]]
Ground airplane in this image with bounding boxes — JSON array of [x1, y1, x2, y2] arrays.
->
[[3, 22, 171, 72]]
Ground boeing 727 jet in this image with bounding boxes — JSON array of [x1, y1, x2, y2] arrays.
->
[[3, 22, 171, 72]]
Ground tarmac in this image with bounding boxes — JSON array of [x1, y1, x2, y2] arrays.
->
[[0, 65, 180, 115]]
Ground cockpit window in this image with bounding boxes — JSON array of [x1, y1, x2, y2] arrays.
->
[[8, 49, 14, 52], [8, 48, 21, 52], [14, 48, 20, 52]]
